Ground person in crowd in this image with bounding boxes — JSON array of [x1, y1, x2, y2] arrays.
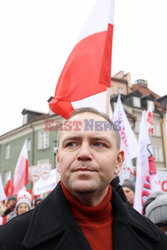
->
[[0, 107, 167, 249], [3, 195, 16, 216], [7, 197, 31, 222], [122, 179, 135, 207], [2, 195, 16, 224], [34, 197, 43, 207], [143, 191, 163, 215], [0, 202, 5, 216], [15, 197, 31, 216], [0, 202, 5, 225], [146, 193, 167, 235]]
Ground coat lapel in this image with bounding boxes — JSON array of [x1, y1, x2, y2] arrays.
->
[[22, 182, 91, 249], [111, 188, 161, 250]]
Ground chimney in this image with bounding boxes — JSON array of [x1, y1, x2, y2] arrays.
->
[[135, 79, 148, 88]]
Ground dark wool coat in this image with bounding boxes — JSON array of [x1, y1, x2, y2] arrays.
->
[[0, 182, 167, 250]]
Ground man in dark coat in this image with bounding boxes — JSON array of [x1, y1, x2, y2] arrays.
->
[[0, 108, 167, 249]]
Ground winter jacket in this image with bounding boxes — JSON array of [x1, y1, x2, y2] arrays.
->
[[0, 182, 167, 250]]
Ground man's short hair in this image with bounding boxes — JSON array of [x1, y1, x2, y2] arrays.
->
[[57, 107, 121, 150]]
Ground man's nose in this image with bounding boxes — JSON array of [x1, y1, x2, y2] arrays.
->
[[77, 143, 92, 161]]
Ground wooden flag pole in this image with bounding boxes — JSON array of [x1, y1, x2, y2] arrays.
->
[[105, 87, 110, 116]]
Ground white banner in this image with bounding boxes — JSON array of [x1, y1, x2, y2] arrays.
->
[[119, 167, 167, 193], [114, 95, 138, 171], [134, 111, 160, 213], [33, 168, 60, 195]]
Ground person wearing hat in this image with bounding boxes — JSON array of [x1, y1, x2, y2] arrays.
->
[[143, 191, 164, 215], [34, 197, 43, 207], [122, 179, 135, 207], [146, 193, 167, 235], [15, 198, 31, 216], [7, 197, 31, 222], [2, 195, 17, 225]]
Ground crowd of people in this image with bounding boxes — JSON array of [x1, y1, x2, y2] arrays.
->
[[0, 193, 43, 225], [122, 178, 167, 235], [0, 108, 167, 249]]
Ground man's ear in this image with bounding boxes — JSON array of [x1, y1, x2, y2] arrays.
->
[[114, 150, 124, 176], [56, 148, 60, 173]]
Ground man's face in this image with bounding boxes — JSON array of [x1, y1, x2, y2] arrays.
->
[[7, 200, 16, 209], [56, 112, 123, 200], [122, 187, 135, 206]]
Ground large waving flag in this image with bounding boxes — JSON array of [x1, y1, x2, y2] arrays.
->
[[134, 111, 160, 213], [0, 174, 6, 201], [49, 0, 115, 118], [114, 95, 138, 171], [11, 140, 29, 195]]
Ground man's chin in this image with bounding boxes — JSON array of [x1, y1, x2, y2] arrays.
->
[[71, 180, 96, 194]]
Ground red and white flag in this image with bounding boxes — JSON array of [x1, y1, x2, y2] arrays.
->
[[114, 95, 138, 171], [146, 104, 154, 134], [4, 170, 11, 197], [49, 0, 115, 118], [11, 140, 29, 195], [134, 111, 160, 214], [0, 174, 6, 201]]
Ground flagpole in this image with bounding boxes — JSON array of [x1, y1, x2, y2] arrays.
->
[[105, 87, 110, 116]]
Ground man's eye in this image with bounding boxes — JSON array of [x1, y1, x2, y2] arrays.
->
[[66, 142, 77, 147], [93, 142, 105, 147]]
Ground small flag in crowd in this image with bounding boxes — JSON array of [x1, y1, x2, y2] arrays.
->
[[114, 95, 138, 171], [11, 140, 29, 195], [0, 174, 6, 201], [49, 0, 115, 118], [4, 170, 12, 197], [134, 111, 160, 214], [146, 104, 154, 134]]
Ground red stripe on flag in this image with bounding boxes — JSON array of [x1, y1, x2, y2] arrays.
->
[[24, 159, 29, 186]]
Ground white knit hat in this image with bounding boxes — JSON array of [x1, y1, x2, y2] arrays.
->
[[146, 193, 167, 225], [16, 198, 31, 211]]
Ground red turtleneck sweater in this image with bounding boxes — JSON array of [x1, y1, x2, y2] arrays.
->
[[61, 182, 113, 250]]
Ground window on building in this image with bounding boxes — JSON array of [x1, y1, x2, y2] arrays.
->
[[118, 88, 123, 94], [133, 97, 141, 108], [38, 131, 49, 149], [152, 147, 162, 162], [27, 139, 31, 151], [147, 100, 154, 111], [5, 144, 11, 160]]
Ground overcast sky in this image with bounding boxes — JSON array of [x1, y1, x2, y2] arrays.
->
[[0, 0, 167, 135]]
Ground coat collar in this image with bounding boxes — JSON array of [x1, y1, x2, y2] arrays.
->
[[22, 182, 161, 249], [111, 188, 161, 249], [22, 182, 81, 248]]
